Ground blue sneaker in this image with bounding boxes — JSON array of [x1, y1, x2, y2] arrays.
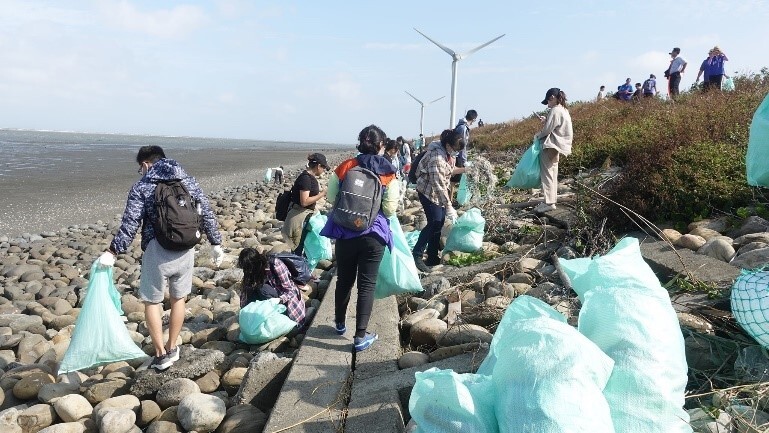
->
[[335, 322, 346, 335], [353, 332, 378, 352]]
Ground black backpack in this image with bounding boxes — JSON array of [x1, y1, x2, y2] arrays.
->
[[275, 189, 292, 221], [269, 252, 313, 285], [408, 150, 427, 185], [153, 180, 201, 251], [332, 166, 383, 231]]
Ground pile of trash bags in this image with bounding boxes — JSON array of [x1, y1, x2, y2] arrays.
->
[[409, 238, 692, 433], [443, 208, 485, 253]]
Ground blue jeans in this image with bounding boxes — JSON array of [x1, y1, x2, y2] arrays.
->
[[412, 192, 446, 261]]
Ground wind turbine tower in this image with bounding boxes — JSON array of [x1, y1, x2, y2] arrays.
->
[[414, 28, 505, 128], [404, 91, 445, 139]]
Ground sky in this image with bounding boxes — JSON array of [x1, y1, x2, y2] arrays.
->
[[1, 0, 767, 144]]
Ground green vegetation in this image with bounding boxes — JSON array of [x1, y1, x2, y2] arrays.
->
[[445, 251, 494, 267], [472, 69, 769, 228]]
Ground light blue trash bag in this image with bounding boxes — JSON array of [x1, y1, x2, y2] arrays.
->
[[264, 168, 272, 182], [409, 368, 498, 433], [722, 77, 735, 92], [506, 137, 541, 189], [559, 237, 691, 433], [731, 269, 769, 348], [747, 92, 769, 186], [404, 230, 420, 250], [375, 216, 423, 299], [303, 213, 333, 269], [239, 298, 297, 344], [59, 262, 147, 374], [457, 174, 472, 206], [444, 208, 485, 253], [492, 316, 616, 433]]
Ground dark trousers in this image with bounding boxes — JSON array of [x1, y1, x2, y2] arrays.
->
[[274, 172, 283, 184], [669, 72, 681, 97], [708, 75, 723, 90], [335, 234, 385, 339], [412, 192, 446, 261]]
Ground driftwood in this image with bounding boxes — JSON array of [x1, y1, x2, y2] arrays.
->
[[496, 193, 575, 209]]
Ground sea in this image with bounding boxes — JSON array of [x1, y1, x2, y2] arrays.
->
[[0, 129, 347, 238]]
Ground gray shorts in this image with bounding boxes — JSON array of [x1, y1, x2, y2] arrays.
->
[[139, 239, 195, 303]]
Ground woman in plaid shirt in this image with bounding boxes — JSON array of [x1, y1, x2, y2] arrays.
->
[[237, 248, 305, 325], [411, 129, 466, 272]]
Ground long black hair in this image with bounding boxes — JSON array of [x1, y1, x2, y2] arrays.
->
[[357, 125, 387, 155], [238, 248, 268, 299]]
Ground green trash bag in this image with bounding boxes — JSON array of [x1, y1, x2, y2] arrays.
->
[[239, 298, 297, 344], [58, 262, 147, 375], [444, 208, 485, 253], [264, 168, 272, 182], [404, 230, 420, 250], [492, 316, 615, 433], [722, 77, 735, 91], [457, 174, 472, 206], [559, 237, 691, 433], [747, 92, 769, 186], [731, 269, 769, 348], [303, 213, 333, 269], [477, 295, 566, 376], [505, 137, 541, 189], [409, 368, 498, 433], [375, 216, 423, 299]]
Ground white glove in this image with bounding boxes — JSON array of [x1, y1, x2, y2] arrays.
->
[[97, 252, 115, 269], [446, 206, 458, 224], [211, 245, 224, 267]]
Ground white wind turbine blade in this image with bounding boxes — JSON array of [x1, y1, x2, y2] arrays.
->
[[404, 90, 425, 105], [459, 34, 506, 60], [414, 28, 457, 58], [427, 96, 446, 105]]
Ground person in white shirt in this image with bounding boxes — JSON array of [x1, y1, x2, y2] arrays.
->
[[596, 85, 606, 101], [666, 47, 688, 99], [534, 88, 573, 213], [273, 166, 284, 184]]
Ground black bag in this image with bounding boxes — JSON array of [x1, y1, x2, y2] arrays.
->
[[269, 252, 313, 285], [275, 189, 292, 221], [153, 180, 201, 251], [408, 150, 427, 185], [663, 69, 670, 79], [331, 166, 383, 231]]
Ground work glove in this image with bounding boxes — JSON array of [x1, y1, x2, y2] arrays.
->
[[446, 206, 458, 224], [97, 251, 115, 269], [211, 245, 224, 267]]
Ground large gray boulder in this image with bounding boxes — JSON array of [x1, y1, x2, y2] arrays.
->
[[130, 347, 224, 398], [177, 393, 226, 433]]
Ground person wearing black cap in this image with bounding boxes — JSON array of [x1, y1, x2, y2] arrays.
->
[[281, 153, 329, 252], [666, 47, 687, 99], [533, 88, 573, 213]]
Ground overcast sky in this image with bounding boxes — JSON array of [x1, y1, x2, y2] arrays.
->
[[1, 0, 767, 144]]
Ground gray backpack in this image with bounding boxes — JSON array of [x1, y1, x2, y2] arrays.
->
[[332, 166, 383, 231]]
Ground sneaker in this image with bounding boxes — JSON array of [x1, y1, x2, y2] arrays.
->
[[353, 332, 378, 352], [334, 321, 346, 335], [150, 346, 179, 371], [413, 256, 432, 273], [533, 202, 557, 213]]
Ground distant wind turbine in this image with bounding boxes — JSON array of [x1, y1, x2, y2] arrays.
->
[[404, 91, 445, 139], [414, 28, 505, 128]]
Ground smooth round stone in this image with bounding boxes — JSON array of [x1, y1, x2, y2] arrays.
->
[[177, 393, 226, 433], [53, 394, 93, 422], [156, 378, 200, 409], [13, 372, 55, 400], [398, 351, 430, 369]]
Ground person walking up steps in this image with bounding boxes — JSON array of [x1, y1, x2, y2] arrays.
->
[[98, 145, 223, 371]]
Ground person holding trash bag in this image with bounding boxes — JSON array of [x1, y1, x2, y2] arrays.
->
[[281, 153, 329, 253], [533, 88, 573, 213], [320, 124, 400, 352], [237, 248, 305, 326], [412, 129, 466, 272], [99, 145, 223, 371]]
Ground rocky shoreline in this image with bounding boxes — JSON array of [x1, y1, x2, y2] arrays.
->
[[2, 152, 769, 432]]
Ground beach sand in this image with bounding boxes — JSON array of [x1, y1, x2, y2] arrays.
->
[[0, 148, 349, 238]]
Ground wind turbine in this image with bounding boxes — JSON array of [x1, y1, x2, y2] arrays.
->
[[404, 91, 445, 139], [414, 28, 505, 128]]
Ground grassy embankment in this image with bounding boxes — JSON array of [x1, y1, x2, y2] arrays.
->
[[472, 69, 769, 229]]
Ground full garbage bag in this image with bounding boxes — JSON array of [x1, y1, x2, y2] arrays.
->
[[731, 269, 769, 348], [722, 77, 735, 91], [239, 298, 297, 344], [58, 262, 147, 374], [375, 216, 423, 299], [505, 137, 541, 189], [264, 168, 272, 182], [747, 92, 769, 186], [404, 230, 420, 250], [559, 237, 692, 433], [457, 174, 472, 206], [303, 213, 333, 269], [443, 208, 485, 253], [409, 368, 498, 433]]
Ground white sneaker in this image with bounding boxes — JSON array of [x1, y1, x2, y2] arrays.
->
[[533, 202, 556, 213]]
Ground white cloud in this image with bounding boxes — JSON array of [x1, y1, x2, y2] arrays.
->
[[326, 74, 362, 105], [629, 51, 672, 71], [98, 0, 208, 39]]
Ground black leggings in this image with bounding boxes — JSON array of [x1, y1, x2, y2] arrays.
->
[[334, 234, 385, 339]]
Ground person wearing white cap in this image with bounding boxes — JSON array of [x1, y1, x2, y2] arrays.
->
[[533, 88, 573, 213]]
